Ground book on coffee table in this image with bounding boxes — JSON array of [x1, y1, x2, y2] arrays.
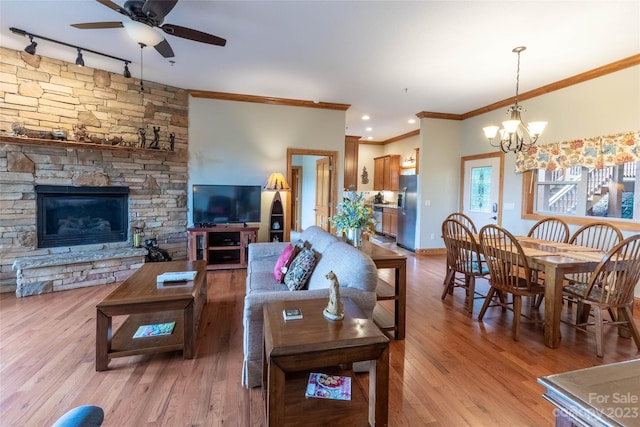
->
[[132, 322, 176, 338], [305, 372, 351, 400]]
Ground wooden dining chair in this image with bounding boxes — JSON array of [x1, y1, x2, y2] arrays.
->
[[527, 217, 570, 307], [563, 234, 640, 357], [441, 218, 488, 314], [478, 224, 545, 341], [565, 221, 623, 292], [527, 217, 570, 243], [445, 212, 478, 234]]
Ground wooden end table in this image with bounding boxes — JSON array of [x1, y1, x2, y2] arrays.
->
[[360, 239, 407, 340], [263, 298, 390, 426], [95, 260, 207, 371]]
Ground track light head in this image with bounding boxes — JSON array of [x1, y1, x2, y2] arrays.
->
[[24, 36, 37, 55], [123, 62, 131, 78], [75, 48, 84, 67]]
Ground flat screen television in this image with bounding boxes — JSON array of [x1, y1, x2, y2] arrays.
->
[[192, 185, 262, 225]]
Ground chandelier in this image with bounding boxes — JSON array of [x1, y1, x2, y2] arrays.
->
[[482, 46, 547, 153]]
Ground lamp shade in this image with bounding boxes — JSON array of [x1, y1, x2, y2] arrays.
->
[[263, 173, 290, 191]]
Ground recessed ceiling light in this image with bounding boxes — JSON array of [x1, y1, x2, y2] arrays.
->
[[408, 118, 416, 124], [362, 115, 370, 120], [365, 127, 372, 132], [367, 136, 373, 140]]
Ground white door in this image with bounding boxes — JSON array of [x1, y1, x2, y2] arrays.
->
[[461, 153, 503, 229]]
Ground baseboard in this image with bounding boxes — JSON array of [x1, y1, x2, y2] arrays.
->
[[416, 248, 446, 256]]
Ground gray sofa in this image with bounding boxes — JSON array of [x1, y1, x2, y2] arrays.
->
[[242, 226, 378, 388]]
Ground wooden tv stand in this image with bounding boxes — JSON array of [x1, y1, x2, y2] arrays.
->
[[188, 225, 259, 270]]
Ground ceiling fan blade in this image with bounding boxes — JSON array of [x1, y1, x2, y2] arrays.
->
[[160, 23, 226, 46], [97, 0, 129, 16], [142, 0, 178, 22], [71, 21, 125, 29], [154, 38, 175, 58]]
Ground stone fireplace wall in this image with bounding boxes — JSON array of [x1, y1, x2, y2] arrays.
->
[[0, 47, 189, 294]]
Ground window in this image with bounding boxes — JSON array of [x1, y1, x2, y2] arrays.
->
[[519, 131, 640, 231], [523, 162, 640, 230], [535, 163, 637, 220]]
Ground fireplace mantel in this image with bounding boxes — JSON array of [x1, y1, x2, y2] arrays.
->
[[0, 135, 179, 154]]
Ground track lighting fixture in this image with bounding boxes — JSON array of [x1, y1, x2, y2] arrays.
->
[[24, 35, 37, 55], [10, 27, 131, 74], [123, 62, 131, 78], [75, 49, 84, 67]]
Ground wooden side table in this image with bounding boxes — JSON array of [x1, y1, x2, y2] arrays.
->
[[263, 298, 390, 426], [360, 239, 407, 339]]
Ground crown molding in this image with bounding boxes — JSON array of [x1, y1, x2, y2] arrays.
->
[[188, 90, 351, 111]]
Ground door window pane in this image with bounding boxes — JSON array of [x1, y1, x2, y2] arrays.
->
[[470, 166, 491, 212]]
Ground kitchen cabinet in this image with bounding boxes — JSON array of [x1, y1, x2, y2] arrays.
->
[[373, 155, 400, 191], [382, 207, 397, 237], [344, 136, 359, 190]]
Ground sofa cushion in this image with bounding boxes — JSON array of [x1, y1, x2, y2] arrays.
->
[[299, 226, 338, 253], [273, 244, 299, 282], [284, 248, 317, 291]]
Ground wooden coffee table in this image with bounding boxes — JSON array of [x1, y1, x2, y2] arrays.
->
[[95, 260, 207, 371], [263, 298, 390, 426]]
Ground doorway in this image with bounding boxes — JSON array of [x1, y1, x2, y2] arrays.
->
[[460, 152, 504, 229], [290, 166, 302, 232], [286, 148, 338, 240]]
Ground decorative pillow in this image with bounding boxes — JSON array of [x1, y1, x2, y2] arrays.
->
[[273, 244, 299, 283], [283, 248, 317, 291]]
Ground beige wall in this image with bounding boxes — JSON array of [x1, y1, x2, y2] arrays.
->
[[188, 97, 346, 242]]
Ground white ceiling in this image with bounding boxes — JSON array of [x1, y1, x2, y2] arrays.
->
[[1, 1, 639, 141]]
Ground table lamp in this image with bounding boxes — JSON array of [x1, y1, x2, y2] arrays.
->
[[263, 172, 290, 242]]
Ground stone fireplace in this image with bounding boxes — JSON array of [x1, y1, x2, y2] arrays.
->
[[36, 185, 129, 248], [0, 46, 190, 296]]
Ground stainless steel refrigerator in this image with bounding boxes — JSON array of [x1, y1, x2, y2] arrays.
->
[[396, 175, 417, 251]]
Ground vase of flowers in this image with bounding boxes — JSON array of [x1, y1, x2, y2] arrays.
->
[[330, 191, 375, 247]]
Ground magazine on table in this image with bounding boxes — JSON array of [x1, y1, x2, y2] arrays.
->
[[305, 372, 351, 400], [132, 322, 176, 338]]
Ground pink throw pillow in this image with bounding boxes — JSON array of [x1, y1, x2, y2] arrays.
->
[[274, 244, 298, 283]]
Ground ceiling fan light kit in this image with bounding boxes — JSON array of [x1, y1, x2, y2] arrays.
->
[[123, 20, 164, 46], [482, 46, 547, 154], [70, 0, 227, 59]]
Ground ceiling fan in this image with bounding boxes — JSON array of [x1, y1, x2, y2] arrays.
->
[[71, 0, 226, 58]]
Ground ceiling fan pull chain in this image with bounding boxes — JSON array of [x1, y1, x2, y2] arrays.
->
[[139, 42, 145, 93]]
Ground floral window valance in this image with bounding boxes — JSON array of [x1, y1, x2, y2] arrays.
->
[[515, 130, 640, 172]]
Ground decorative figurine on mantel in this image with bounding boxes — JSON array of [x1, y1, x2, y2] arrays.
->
[[149, 126, 160, 149], [138, 128, 146, 148], [323, 271, 344, 321], [169, 132, 175, 151]]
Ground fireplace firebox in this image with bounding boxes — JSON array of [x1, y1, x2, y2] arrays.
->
[[36, 185, 129, 248]]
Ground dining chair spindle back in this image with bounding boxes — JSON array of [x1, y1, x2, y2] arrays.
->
[[527, 217, 570, 243], [441, 218, 488, 314], [563, 234, 640, 357], [478, 224, 545, 341]]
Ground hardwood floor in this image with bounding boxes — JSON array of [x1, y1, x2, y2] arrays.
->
[[1, 247, 638, 426]]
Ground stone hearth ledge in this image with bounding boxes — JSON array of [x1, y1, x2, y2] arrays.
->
[[12, 247, 148, 298]]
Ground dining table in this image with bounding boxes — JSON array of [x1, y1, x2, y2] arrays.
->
[[512, 236, 610, 348], [466, 234, 609, 349]]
